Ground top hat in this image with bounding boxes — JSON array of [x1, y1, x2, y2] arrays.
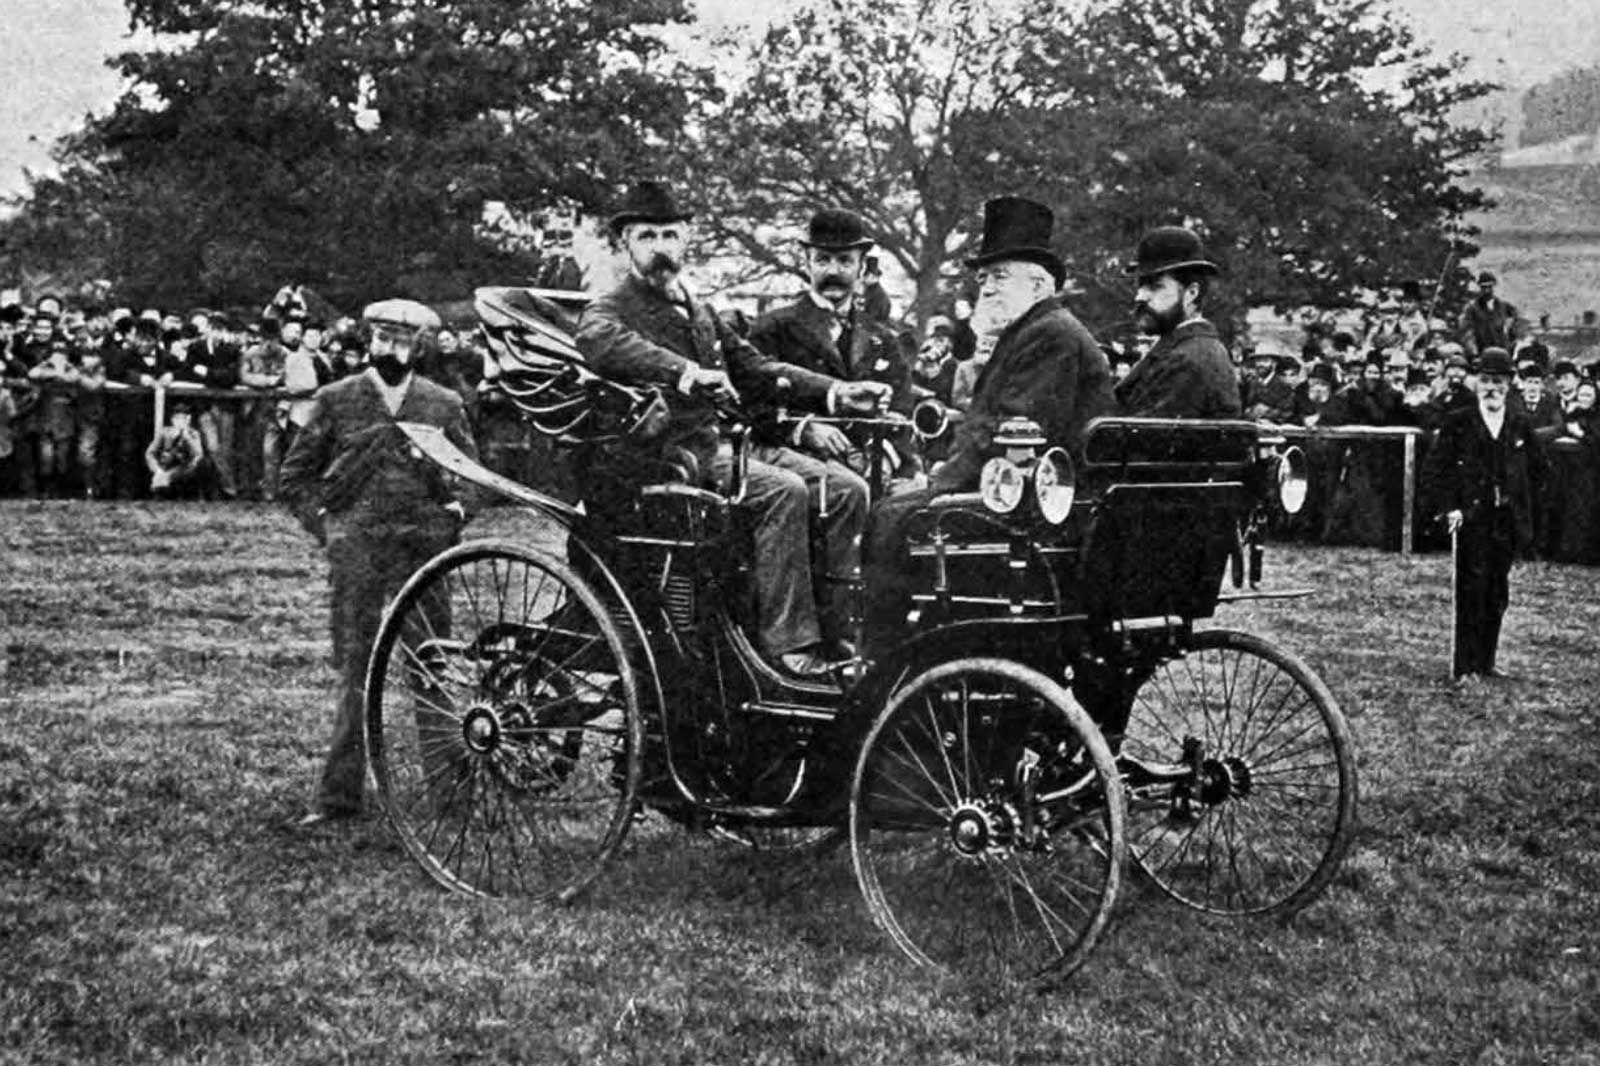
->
[[800, 208, 873, 251], [965, 196, 1065, 287], [1125, 225, 1220, 280], [1476, 347, 1514, 378], [1405, 367, 1432, 389], [608, 181, 692, 234]]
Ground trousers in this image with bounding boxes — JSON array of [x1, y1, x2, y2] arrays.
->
[[1453, 506, 1515, 678], [751, 444, 869, 645], [315, 518, 457, 814], [708, 451, 822, 656]]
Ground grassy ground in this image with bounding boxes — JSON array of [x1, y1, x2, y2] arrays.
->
[[2, 500, 1597, 1065]]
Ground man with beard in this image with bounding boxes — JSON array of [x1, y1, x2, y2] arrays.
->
[[577, 182, 891, 678], [862, 195, 1113, 648], [749, 208, 913, 650], [280, 298, 477, 826], [1422, 348, 1544, 680], [1115, 226, 1242, 418]]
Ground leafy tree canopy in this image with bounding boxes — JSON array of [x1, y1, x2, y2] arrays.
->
[[2, 0, 713, 309]]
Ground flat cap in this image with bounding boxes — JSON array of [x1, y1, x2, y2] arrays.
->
[[362, 298, 441, 333]]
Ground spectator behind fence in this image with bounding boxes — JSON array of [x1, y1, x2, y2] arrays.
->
[[26, 340, 79, 495], [145, 402, 207, 497], [240, 318, 288, 500]]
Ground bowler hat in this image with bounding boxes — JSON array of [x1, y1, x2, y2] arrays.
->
[[1385, 348, 1411, 369], [1477, 271, 1496, 285], [1476, 347, 1514, 378], [1307, 363, 1337, 385], [965, 196, 1066, 287], [1445, 352, 1470, 370], [800, 208, 873, 251], [1125, 225, 1219, 280], [608, 180, 692, 234], [1552, 359, 1580, 378], [363, 298, 441, 333]]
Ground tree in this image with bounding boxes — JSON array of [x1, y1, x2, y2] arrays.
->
[[685, 0, 1033, 327], [1, 0, 713, 310], [975, 0, 1497, 332]]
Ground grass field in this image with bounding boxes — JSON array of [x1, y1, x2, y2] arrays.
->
[[3, 500, 1598, 1065]]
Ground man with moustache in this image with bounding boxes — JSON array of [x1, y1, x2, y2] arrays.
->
[[749, 208, 913, 650], [279, 298, 477, 825], [861, 195, 1113, 648], [1115, 226, 1242, 419], [576, 182, 891, 678], [1422, 348, 1544, 680]]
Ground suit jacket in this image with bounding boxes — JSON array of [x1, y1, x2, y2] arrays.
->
[[279, 369, 477, 535], [1423, 404, 1544, 550], [1115, 320, 1242, 420], [576, 273, 835, 466], [749, 294, 912, 448], [934, 296, 1113, 491]]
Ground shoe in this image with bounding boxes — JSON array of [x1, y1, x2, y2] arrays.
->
[[778, 649, 836, 679], [1486, 668, 1513, 680], [294, 809, 360, 829]]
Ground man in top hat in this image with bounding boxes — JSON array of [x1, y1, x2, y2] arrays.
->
[[862, 195, 1113, 646], [747, 208, 914, 650], [1458, 271, 1517, 357], [576, 182, 892, 678], [861, 253, 893, 324], [1115, 226, 1242, 418], [1422, 347, 1544, 680], [280, 297, 478, 825]]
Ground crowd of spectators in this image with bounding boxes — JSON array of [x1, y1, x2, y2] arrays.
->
[[0, 286, 493, 501], [6, 268, 1600, 562]]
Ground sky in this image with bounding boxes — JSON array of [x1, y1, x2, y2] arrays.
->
[[2, 0, 1598, 200]]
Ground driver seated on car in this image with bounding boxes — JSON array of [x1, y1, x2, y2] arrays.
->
[[575, 182, 891, 679], [862, 196, 1114, 651]]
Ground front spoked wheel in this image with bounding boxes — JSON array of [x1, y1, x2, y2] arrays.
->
[[365, 539, 644, 902], [850, 658, 1125, 988], [1121, 628, 1357, 917]]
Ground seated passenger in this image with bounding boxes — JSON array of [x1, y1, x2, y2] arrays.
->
[[1114, 225, 1242, 419], [862, 195, 1114, 648], [575, 181, 890, 678]]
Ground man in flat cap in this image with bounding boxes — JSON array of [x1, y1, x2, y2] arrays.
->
[[1458, 271, 1517, 357], [280, 297, 477, 825], [748, 208, 914, 651], [1422, 347, 1544, 680], [1115, 225, 1242, 419], [577, 182, 892, 677], [862, 195, 1113, 646]]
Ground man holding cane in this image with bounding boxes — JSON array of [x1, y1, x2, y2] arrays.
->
[[1422, 348, 1544, 681]]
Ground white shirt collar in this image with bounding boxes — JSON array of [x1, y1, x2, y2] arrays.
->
[[808, 290, 853, 317]]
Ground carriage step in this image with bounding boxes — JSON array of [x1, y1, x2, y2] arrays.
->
[[740, 701, 838, 721]]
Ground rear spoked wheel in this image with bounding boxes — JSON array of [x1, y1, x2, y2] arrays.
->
[[1120, 628, 1357, 917], [366, 540, 643, 902], [850, 658, 1125, 988]]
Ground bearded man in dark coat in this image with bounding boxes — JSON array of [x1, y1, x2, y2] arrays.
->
[[1115, 226, 1242, 419], [862, 195, 1114, 648]]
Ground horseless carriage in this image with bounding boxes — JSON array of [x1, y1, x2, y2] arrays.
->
[[362, 288, 1358, 987]]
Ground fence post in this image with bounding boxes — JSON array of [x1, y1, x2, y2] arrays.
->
[[1401, 430, 1416, 557]]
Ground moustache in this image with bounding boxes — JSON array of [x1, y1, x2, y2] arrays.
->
[[645, 252, 680, 274], [819, 275, 852, 291]]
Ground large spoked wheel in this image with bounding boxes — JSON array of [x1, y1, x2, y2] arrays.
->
[[850, 658, 1126, 988], [1120, 628, 1357, 917], [365, 539, 644, 902]]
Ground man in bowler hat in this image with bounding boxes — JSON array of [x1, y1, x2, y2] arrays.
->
[[1115, 226, 1242, 418], [748, 208, 914, 649], [862, 195, 1113, 647], [576, 182, 891, 678], [280, 298, 478, 824], [1422, 347, 1545, 680]]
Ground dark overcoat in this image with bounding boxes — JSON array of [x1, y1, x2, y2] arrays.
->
[[1115, 319, 1242, 420], [934, 296, 1113, 491]]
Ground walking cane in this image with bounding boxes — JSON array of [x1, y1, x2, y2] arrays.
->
[[1449, 521, 1458, 678]]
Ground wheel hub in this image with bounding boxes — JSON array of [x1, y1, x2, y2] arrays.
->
[[462, 705, 503, 754], [948, 801, 1012, 856], [1198, 756, 1252, 805]]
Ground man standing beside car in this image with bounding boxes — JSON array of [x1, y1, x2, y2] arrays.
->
[[280, 298, 477, 826]]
